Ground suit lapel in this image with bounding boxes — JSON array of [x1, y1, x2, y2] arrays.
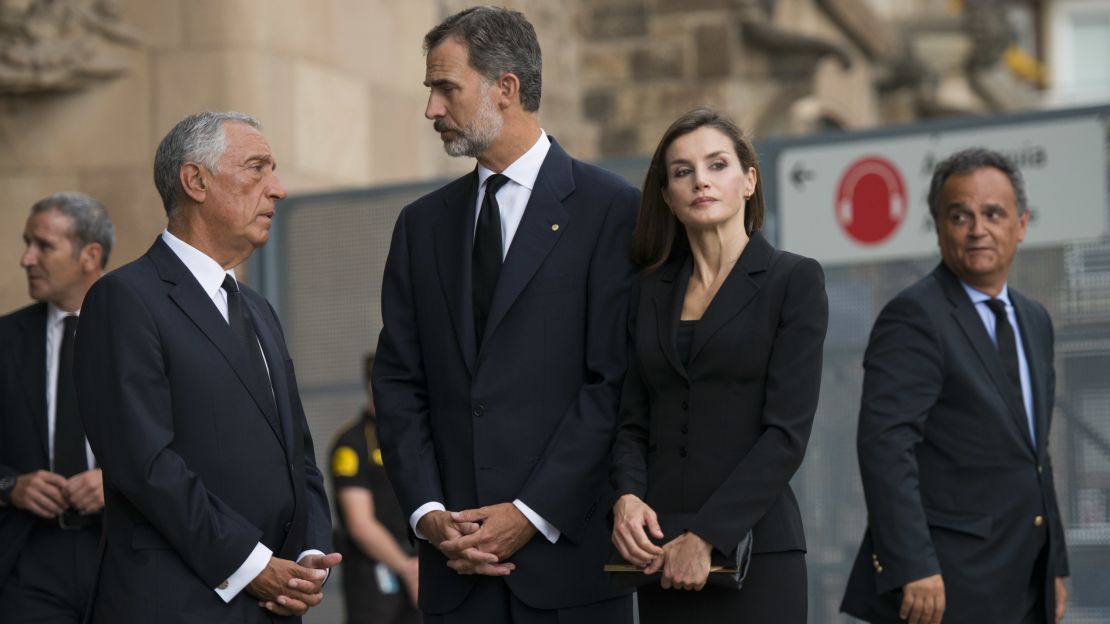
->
[[482, 141, 572, 346], [148, 239, 284, 447], [16, 304, 49, 459], [432, 174, 480, 375], [245, 296, 292, 455], [688, 232, 774, 365], [653, 257, 690, 379], [936, 265, 1035, 455]]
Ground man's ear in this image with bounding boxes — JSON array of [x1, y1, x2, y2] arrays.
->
[[78, 242, 103, 274], [180, 162, 207, 203], [497, 72, 521, 109]]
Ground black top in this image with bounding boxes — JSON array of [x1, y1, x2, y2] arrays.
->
[[329, 411, 413, 557], [677, 320, 697, 368]]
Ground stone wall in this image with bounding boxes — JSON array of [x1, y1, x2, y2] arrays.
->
[[0, 0, 1038, 312], [0, 0, 441, 312]]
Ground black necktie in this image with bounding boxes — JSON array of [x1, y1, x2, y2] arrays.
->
[[54, 315, 86, 478], [473, 173, 509, 344], [222, 275, 269, 382], [985, 298, 1024, 407]]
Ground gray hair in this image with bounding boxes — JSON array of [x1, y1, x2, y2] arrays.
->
[[927, 147, 1028, 221], [153, 111, 261, 216], [424, 6, 542, 112], [31, 192, 115, 268]]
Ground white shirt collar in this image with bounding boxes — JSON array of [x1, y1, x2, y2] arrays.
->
[[46, 302, 76, 327], [477, 129, 551, 190], [961, 280, 1012, 307], [161, 229, 237, 298]]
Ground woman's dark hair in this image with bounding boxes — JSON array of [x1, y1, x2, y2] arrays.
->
[[632, 107, 764, 272]]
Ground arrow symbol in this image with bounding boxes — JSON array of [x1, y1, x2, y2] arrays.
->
[[791, 161, 815, 190]]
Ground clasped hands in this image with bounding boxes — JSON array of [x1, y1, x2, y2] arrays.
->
[[611, 494, 712, 591], [11, 468, 104, 517], [248, 552, 342, 617], [417, 503, 537, 576]]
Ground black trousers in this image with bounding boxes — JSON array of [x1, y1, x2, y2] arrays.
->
[[0, 523, 99, 623], [636, 551, 807, 624], [422, 577, 632, 624]]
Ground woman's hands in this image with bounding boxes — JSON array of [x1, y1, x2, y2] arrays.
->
[[612, 494, 664, 571], [660, 531, 712, 591]]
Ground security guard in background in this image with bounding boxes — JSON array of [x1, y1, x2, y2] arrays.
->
[[329, 353, 419, 624]]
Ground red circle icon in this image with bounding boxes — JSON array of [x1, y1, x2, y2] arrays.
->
[[834, 156, 907, 245]]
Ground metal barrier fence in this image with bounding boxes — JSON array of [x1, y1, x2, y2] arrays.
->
[[254, 157, 1110, 624]]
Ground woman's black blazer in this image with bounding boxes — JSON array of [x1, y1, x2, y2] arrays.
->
[[611, 231, 828, 557]]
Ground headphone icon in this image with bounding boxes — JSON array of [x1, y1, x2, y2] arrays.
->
[[837, 161, 905, 226]]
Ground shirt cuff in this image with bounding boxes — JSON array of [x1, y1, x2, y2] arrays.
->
[[215, 542, 272, 603], [297, 549, 330, 585], [410, 501, 446, 540], [514, 499, 560, 543]]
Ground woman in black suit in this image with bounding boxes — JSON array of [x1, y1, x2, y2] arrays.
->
[[610, 107, 828, 622]]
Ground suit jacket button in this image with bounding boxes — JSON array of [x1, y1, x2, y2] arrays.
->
[[680, 424, 688, 434], [218, 580, 229, 590], [681, 401, 688, 410], [679, 447, 687, 458], [472, 405, 484, 418], [1034, 515, 1044, 527], [1037, 464, 1044, 474]]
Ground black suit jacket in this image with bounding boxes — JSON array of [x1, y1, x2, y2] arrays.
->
[[841, 263, 1069, 623], [73, 238, 332, 624], [372, 139, 639, 613], [0, 303, 50, 591], [611, 233, 828, 559]]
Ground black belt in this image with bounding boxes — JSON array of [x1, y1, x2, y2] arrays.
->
[[39, 508, 101, 530]]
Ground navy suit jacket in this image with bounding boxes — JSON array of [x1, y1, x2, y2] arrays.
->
[[373, 139, 639, 613], [74, 238, 331, 624], [841, 263, 1068, 623], [0, 303, 51, 591]]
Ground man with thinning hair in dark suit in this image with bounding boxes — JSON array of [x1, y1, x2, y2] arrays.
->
[[74, 111, 340, 624], [373, 6, 638, 623], [841, 148, 1070, 624], [0, 192, 113, 623]]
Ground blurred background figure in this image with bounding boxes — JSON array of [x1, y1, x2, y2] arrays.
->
[[329, 352, 419, 624], [0, 192, 113, 623]]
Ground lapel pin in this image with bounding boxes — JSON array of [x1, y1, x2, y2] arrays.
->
[[551, 224, 560, 232]]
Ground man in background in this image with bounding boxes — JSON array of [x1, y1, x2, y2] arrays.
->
[[842, 148, 1069, 624], [0, 192, 114, 623], [330, 352, 419, 624], [74, 111, 339, 623]]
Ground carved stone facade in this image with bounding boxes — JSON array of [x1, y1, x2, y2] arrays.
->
[[0, 0, 142, 94], [0, 0, 1044, 311]]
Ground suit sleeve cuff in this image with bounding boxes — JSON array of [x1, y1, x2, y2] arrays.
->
[[296, 549, 330, 585], [215, 542, 272, 602], [514, 499, 560, 543], [410, 501, 446, 540]]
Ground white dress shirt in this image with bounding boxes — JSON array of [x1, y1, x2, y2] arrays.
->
[[45, 304, 95, 472], [960, 281, 1036, 444], [161, 230, 324, 602], [410, 130, 561, 545]]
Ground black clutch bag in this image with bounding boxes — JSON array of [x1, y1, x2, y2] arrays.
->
[[604, 513, 753, 590]]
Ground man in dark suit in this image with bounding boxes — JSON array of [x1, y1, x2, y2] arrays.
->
[[74, 111, 340, 623], [0, 192, 113, 623], [373, 6, 639, 622], [841, 148, 1069, 624]]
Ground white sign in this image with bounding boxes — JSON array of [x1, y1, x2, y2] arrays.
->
[[777, 113, 1109, 265]]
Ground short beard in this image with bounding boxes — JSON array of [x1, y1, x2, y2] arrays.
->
[[439, 88, 503, 158]]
